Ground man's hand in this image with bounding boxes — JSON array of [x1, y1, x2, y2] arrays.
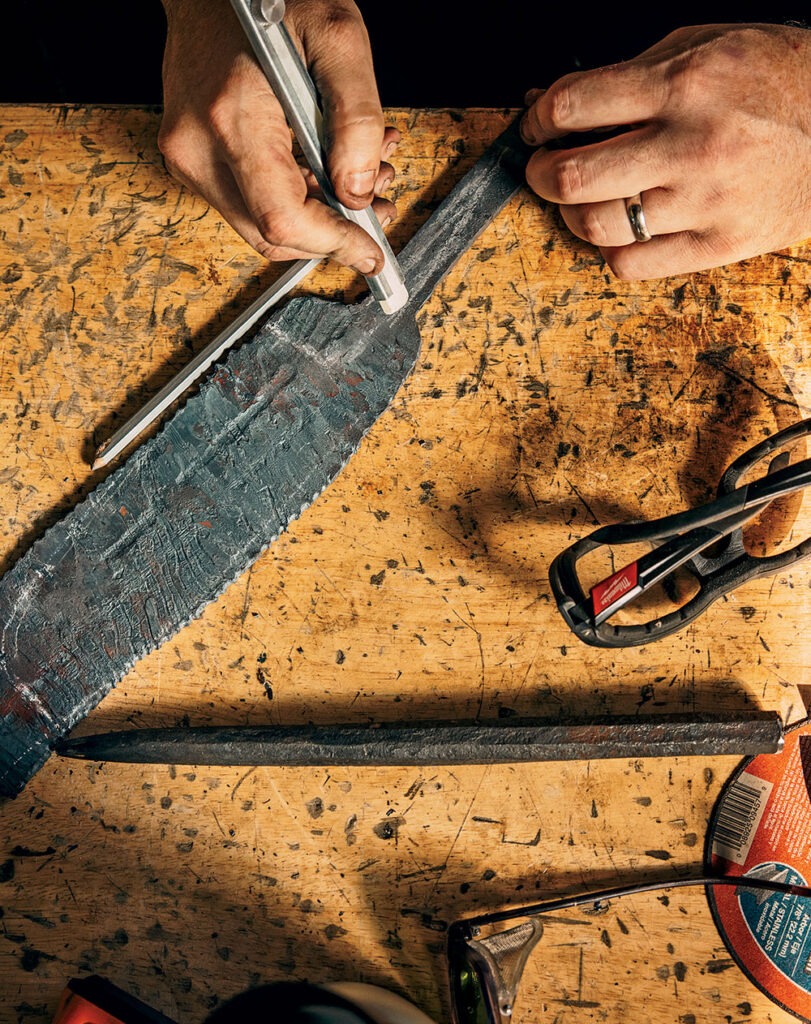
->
[[520, 23, 811, 279], [159, 0, 397, 275]]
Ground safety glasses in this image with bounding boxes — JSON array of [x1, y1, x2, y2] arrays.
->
[[550, 418, 811, 647], [447, 874, 811, 1024]]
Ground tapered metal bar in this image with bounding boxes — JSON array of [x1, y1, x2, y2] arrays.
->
[[55, 711, 784, 767], [93, 257, 320, 468]]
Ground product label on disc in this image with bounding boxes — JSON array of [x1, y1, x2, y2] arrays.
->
[[707, 718, 811, 1021]]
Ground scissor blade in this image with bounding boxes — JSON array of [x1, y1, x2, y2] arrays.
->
[[591, 524, 733, 625], [591, 502, 771, 626]]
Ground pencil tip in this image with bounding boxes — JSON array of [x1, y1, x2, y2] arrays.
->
[[91, 447, 111, 471]]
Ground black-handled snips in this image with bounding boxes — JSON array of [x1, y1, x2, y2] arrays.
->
[[549, 418, 811, 648]]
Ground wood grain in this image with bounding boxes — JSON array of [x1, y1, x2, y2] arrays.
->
[[0, 104, 809, 1023]]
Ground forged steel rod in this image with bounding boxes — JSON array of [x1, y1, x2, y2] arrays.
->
[[55, 711, 785, 767]]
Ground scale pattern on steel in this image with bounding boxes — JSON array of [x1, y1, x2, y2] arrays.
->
[[55, 712, 785, 767], [0, 119, 528, 797]]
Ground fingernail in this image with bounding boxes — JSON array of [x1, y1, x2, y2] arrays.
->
[[383, 139, 399, 159], [375, 173, 394, 196], [381, 216, 392, 229], [346, 169, 376, 199], [354, 257, 377, 275]]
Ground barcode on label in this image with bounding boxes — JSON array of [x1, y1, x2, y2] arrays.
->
[[712, 772, 773, 866]]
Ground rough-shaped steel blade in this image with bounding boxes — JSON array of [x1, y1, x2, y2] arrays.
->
[[0, 119, 528, 797]]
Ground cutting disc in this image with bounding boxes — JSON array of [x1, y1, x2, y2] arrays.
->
[[707, 717, 811, 1021]]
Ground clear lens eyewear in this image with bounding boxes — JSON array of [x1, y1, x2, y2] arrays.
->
[[448, 876, 811, 1024]]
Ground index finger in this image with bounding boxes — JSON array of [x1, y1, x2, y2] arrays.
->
[[521, 60, 669, 146], [207, 59, 385, 269], [228, 122, 386, 272]]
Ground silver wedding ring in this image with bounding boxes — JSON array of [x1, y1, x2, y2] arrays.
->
[[625, 193, 652, 242]]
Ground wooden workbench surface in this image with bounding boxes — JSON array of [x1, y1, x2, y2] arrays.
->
[[1, 104, 810, 1023]]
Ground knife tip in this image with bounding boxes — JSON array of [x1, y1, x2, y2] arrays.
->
[[54, 737, 95, 760]]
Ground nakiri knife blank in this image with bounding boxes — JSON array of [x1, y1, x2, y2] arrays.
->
[[0, 117, 529, 797]]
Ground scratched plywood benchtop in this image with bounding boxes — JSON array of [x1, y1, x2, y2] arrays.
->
[[0, 104, 809, 1022]]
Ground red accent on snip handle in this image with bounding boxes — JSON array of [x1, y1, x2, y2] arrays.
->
[[53, 989, 126, 1024], [591, 561, 639, 616], [52, 977, 176, 1024]]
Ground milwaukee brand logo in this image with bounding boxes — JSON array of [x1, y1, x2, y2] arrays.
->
[[591, 562, 639, 613]]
